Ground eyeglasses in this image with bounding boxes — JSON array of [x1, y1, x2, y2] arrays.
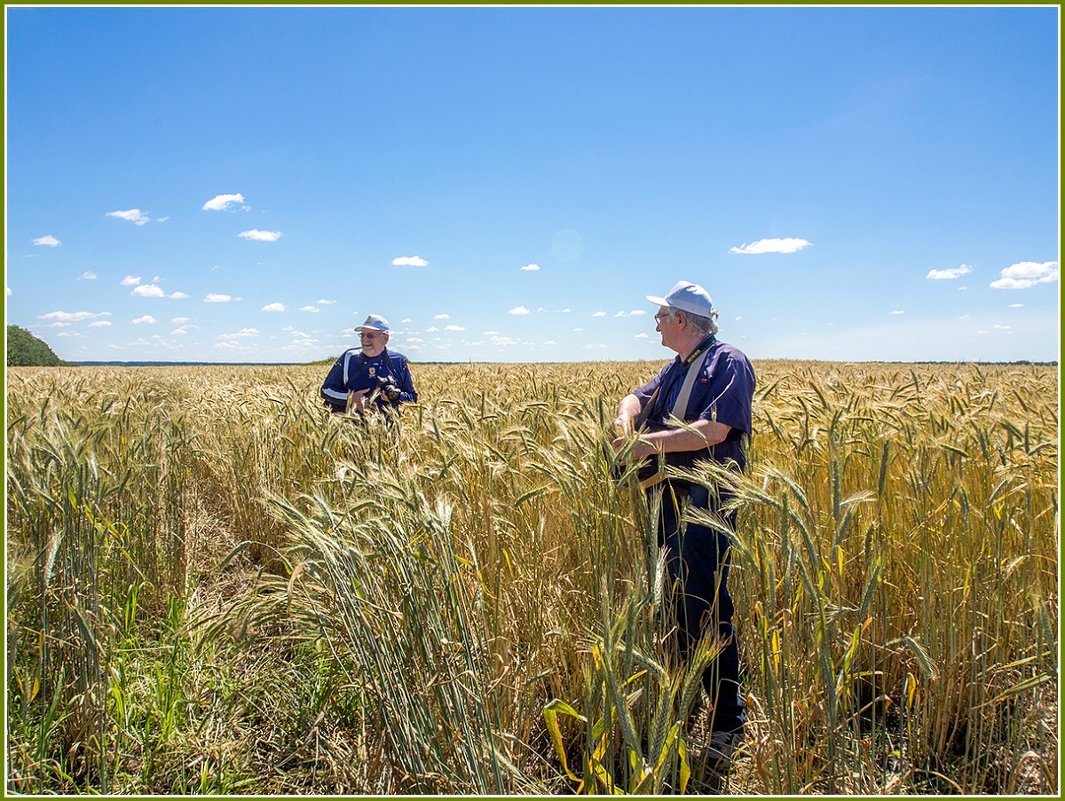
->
[[654, 311, 675, 324], [359, 331, 382, 339]]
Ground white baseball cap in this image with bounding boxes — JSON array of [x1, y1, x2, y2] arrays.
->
[[646, 280, 714, 317], [354, 313, 390, 333]]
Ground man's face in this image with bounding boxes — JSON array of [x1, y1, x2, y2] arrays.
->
[[654, 307, 684, 352], [359, 329, 388, 357]]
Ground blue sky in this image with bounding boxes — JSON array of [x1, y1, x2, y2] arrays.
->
[[5, 5, 1060, 364]]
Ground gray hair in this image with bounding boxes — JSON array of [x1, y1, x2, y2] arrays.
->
[[680, 308, 719, 336]]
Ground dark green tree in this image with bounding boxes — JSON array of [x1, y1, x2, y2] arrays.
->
[[6, 325, 64, 366]]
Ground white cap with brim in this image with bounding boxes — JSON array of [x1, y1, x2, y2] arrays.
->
[[646, 280, 714, 317], [354, 313, 390, 333]]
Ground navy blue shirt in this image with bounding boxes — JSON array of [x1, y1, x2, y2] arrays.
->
[[633, 338, 756, 472], [320, 348, 417, 412]]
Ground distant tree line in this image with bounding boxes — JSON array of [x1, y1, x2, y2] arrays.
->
[[6, 325, 64, 366]]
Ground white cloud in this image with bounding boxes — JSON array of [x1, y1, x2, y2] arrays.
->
[[444, 324, 465, 331], [592, 311, 607, 317], [392, 256, 429, 267], [33, 234, 60, 247], [121, 275, 142, 286], [520, 263, 540, 271], [202, 193, 247, 211], [284, 333, 318, 348], [317, 299, 336, 305], [434, 313, 450, 319], [238, 229, 282, 242], [926, 264, 972, 280], [615, 310, 647, 317], [300, 305, 320, 313], [635, 332, 649, 338], [730, 237, 812, 255], [1009, 303, 1025, 308], [169, 291, 189, 300], [205, 294, 238, 303], [890, 310, 905, 315], [88, 320, 112, 328], [219, 328, 260, 339], [171, 328, 187, 335], [132, 315, 157, 325], [79, 272, 97, 280], [426, 326, 439, 333], [171, 317, 191, 324], [262, 302, 286, 312], [993, 324, 1012, 330], [508, 305, 531, 316], [990, 260, 1058, 289], [107, 209, 150, 226], [132, 284, 165, 298], [38, 310, 110, 323]]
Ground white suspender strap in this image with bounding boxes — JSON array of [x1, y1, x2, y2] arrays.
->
[[669, 351, 705, 420]]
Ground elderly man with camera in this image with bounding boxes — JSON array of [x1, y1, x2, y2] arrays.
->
[[612, 280, 756, 770], [320, 314, 417, 415]]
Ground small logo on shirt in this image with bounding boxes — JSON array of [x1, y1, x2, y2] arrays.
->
[[369, 367, 377, 377]]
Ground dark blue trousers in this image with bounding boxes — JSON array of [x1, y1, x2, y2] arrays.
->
[[658, 481, 746, 734]]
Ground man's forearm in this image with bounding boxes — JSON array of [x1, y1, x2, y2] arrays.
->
[[639, 419, 732, 455], [614, 394, 643, 429]]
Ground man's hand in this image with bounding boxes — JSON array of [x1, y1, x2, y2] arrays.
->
[[347, 388, 371, 413], [613, 434, 658, 461]]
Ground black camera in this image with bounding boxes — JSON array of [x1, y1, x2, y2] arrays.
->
[[375, 374, 402, 402]]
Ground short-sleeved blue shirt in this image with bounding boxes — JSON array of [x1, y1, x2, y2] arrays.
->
[[633, 338, 756, 472]]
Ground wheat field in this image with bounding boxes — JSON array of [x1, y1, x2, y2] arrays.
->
[[5, 361, 1058, 795]]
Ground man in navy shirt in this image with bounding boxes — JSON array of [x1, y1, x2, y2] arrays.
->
[[612, 280, 755, 769], [320, 314, 417, 414]]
